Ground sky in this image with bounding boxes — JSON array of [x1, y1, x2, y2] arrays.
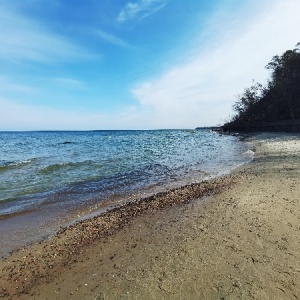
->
[[0, 0, 299, 130]]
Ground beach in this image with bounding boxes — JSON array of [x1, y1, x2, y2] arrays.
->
[[1, 133, 300, 299], [0, 130, 249, 259]]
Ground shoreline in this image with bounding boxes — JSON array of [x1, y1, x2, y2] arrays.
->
[[0, 140, 251, 259], [0, 175, 237, 298], [1, 132, 300, 299], [0, 167, 243, 260]]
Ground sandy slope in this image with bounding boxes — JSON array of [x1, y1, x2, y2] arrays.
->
[[1, 133, 300, 300]]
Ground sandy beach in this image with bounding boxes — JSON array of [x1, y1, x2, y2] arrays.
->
[[1, 133, 300, 299]]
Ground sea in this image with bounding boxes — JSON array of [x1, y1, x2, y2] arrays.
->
[[0, 129, 253, 257]]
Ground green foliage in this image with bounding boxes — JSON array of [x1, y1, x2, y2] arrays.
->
[[224, 44, 300, 129]]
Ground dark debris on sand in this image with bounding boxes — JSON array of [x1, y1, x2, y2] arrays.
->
[[0, 176, 236, 299]]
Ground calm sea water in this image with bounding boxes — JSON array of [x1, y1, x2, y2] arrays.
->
[[0, 130, 252, 257], [0, 130, 252, 216]]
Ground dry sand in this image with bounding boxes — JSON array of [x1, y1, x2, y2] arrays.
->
[[1, 133, 300, 299]]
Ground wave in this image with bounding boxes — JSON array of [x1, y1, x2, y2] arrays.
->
[[38, 160, 95, 174], [244, 149, 255, 158], [0, 130, 251, 220], [0, 158, 37, 172]]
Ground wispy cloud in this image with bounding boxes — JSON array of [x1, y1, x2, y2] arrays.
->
[[53, 78, 87, 89], [94, 30, 132, 48], [0, 77, 36, 94], [0, 5, 92, 64], [0, 97, 147, 131], [131, 0, 300, 128], [117, 0, 167, 23]]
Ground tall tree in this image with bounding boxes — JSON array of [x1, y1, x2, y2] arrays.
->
[[224, 44, 300, 130], [266, 48, 300, 119]]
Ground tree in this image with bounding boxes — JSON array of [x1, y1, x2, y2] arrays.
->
[[232, 82, 264, 123], [266, 48, 300, 119], [224, 44, 300, 131]]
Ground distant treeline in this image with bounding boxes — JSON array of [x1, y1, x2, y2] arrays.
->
[[223, 43, 300, 132]]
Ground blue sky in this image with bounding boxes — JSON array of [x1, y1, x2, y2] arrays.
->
[[0, 0, 299, 130]]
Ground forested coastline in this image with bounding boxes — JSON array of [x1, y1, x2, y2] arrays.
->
[[223, 43, 300, 132]]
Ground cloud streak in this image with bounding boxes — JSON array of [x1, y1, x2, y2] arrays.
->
[[53, 78, 87, 90], [1, 0, 300, 130], [0, 98, 148, 131], [94, 30, 133, 48], [0, 5, 92, 64], [0, 77, 36, 94], [117, 0, 167, 23], [131, 0, 300, 128]]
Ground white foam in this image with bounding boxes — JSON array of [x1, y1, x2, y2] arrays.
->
[[244, 149, 255, 157]]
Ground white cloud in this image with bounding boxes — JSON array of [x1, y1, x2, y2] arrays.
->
[[0, 77, 36, 94], [0, 98, 150, 130], [54, 78, 87, 89], [0, 98, 101, 130], [117, 0, 167, 23], [1, 0, 300, 130], [94, 30, 132, 48], [131, 0, 300, 128], [0, 5, 92, 63]]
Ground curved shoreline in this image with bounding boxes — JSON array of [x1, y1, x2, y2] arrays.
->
[[2, 133, 300, 299], [0, 131, 251, 259], [0, 175, 236, 298]]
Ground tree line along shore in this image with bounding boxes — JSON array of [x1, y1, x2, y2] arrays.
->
[[222, 43, 300, 133]]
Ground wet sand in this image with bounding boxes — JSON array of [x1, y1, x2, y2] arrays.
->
[[1, 133, 300, 299]]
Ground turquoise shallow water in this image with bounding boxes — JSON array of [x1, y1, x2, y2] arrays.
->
[[0, 130, 252, 257]]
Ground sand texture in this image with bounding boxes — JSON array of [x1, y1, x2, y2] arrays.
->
[[1, 133, 300, 299]]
